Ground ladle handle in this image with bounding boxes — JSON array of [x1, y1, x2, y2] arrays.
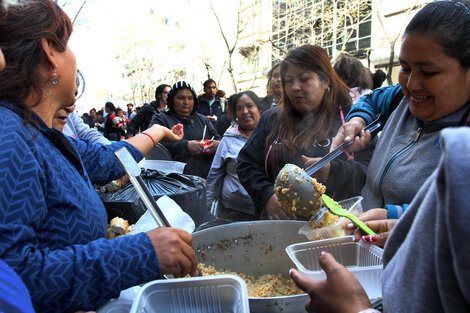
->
[[305, 114, 384, 176]]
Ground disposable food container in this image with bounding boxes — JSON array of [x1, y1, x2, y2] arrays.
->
[[129, 275, 250, 313], [298, 196, 363, 241], [97, 299, 133, 313], [286, 236, 383, 299]]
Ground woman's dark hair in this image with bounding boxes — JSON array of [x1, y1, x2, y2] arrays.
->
[[404, 0, 470, 69], [372, 69, 386, 90], [266, 63, 280, 95], [333, 54, 373, 93], [155, 83, 170, 101], [272, 45, 351, 152], [105, 102, 115, 112], [226, 93, 236, 118], [230, 90, 261, 119], [0, 0, 73, 125]]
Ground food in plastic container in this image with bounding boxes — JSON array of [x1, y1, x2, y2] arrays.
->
[[286, 236, 383, 299], [298, 196, 363, 241], [130, 275, 249, 313]]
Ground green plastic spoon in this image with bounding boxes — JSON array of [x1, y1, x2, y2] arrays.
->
[[321, 194, 376, 236]]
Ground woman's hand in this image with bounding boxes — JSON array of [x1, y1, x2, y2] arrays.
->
[[147, 123, 183, 142], [263, 194, 296, 220], [343, 209, 393, 247], [358, 208, 388, 222], [203, 140, 220, 154], [352, 219, 398, 247], [302, 155, 330, 182], [167, 123, 184, 141], [290, 252, 371, 313], [187, 140, 204, 155], [127, 124, 183, 156], [146, 227, 198, 278], [331, 117, 371, 152]]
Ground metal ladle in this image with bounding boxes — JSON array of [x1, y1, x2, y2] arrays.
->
[[274, 114, 385, 216]]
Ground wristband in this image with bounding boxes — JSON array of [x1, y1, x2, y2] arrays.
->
[[358, 309, 381, 313], [141, 132, 156, 147]]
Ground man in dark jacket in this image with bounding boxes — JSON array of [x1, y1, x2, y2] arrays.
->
[[197, 79, 223, 124], [126, 84, 170, 136]]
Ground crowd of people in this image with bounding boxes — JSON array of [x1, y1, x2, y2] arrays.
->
[[1, 0, 470, 312]]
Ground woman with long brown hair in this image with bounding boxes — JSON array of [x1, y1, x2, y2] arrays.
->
[[237, 45, 372, 219]]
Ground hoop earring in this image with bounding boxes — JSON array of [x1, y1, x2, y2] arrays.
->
[[52, 68, 59, 85]]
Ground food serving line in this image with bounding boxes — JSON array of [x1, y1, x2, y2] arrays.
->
[[99, 135, 384, 313]]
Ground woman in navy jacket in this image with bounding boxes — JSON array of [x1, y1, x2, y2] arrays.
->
[[0, 2, 197, 312]]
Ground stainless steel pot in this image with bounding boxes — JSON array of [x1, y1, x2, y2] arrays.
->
[[192, 220, 310, 313]]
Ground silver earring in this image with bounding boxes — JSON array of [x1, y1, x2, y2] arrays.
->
[[327, 86, 330, 93], [52, 68, 59, 85], [235, 117, 239, 122]]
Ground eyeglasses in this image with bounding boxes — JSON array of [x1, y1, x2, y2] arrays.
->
[[162, 91, 170, 94]]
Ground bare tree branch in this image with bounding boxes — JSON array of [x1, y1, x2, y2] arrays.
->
[[71, 0, 87, 26], [377, 0, 420, 84], [210, 0, 244, 92]]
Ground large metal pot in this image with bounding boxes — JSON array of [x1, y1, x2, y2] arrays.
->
[[192, 220, 310, 313]]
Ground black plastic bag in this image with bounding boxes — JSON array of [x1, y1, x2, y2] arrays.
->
[[98, 170, 208, 226]]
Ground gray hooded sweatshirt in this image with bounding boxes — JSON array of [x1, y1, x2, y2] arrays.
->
[[382, 127, 470, 312], [206, 124, 256, 216], [361, 98, 469, 211]]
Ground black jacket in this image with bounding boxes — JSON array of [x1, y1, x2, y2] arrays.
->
[[149, 110, 221, 178], [236, 107, 373, 217], [259, 95, 275, 112], [197, 96, 223, 118], [127, 101, 159, 136]]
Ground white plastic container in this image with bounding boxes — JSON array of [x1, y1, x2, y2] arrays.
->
[[298, 196, 363, 241], [130, 275, 250, 313], [97, 299, 133, 313], [286, 236, 383, 299]]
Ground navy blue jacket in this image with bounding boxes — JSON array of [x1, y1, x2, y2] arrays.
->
[[0, 101, 162, 312], [197, 96, 223, 118]]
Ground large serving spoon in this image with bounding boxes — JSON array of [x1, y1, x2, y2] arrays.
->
[[274, 114, 385, 217]]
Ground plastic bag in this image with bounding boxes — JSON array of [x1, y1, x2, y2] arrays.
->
[[130, 196, 195, 234], [98, 169, 208, 226]]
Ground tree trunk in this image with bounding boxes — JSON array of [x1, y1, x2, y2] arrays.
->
[[386, 39, 397, 85], [227, 56, 237, 92]]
